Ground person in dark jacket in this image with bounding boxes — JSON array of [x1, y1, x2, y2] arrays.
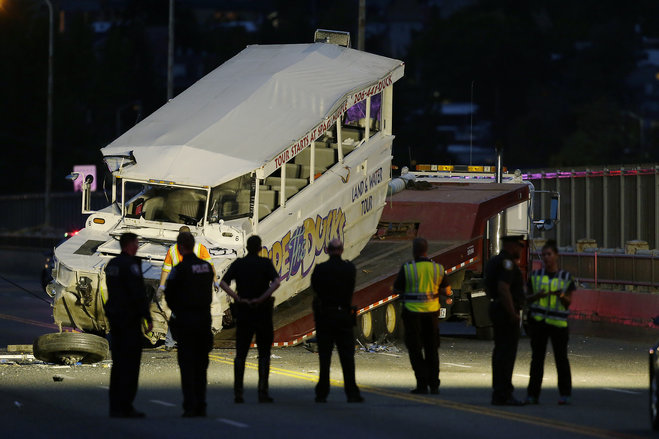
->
[[220, 235, 281, 403], [311, 239, 364, 403], [485, 235, 526, 406], [104, 232, 152, 418], [165, 231, 215, 417]]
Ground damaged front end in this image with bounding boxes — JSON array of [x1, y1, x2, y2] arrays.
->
[[46, 262, 109, 335], [47, 257, 170, 345]]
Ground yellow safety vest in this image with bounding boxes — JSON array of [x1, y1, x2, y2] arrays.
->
[[162, 243, 209, 272], [528, 269, 571, 328], [402, 260, 443, 313]]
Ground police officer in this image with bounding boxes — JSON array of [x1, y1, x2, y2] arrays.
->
[[393, 237, 450, 395], [158, 225, 216, 350], [485, 235, 526, 406], [311, 239, 364, 403], [525, 239, 575, 405], [104, 232, 152, 418], [164, 232, 214, 417], [220, 235, 281, 403]]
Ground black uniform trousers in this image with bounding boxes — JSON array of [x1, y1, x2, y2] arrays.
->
[[175, 327, 212, 414], [402, 309, 440, 391], [490, 302, 520, 402], [234, 305, 274, 397], [314, 309, 360, 399], [527, 318, 572, 398], [108, 321, 143, 414]]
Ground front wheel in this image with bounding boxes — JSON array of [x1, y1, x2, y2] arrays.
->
[[33, 332, 109, 365]]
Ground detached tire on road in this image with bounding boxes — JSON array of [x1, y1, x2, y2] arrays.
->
[[33, 332, 109, 365]]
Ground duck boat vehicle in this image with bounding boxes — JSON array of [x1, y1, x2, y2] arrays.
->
[[35, 33, 405, 364]]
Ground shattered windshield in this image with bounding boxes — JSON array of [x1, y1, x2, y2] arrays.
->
[[124, 181, 209, 226], [207, 174, 254, 222]]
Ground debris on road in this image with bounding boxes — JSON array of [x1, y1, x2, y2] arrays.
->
[[7, 345, 33, 353], [359, 342, 402, 356], [52, 375, 64, 382], [0, 353, 40, 365]]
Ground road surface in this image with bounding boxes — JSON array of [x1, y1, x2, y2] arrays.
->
[[0, 272, 656, 438]]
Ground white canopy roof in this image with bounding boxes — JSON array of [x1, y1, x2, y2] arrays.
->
[[101, 43, 404, 187]]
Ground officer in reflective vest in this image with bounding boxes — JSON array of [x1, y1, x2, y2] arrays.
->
[[525, 239, 575, 405], [158, 226, 216, 350], [393, 237, 451, 394]]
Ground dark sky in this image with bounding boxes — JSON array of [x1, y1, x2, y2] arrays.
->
[[0, 0, 658, 196]]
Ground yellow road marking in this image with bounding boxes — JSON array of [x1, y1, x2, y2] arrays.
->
[[209, 353, 643, 439]]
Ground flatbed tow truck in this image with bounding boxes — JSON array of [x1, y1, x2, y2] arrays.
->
[[230, 163, 546, 347]]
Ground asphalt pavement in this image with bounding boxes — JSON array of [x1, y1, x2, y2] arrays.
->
[[0, 271, 657, 438]]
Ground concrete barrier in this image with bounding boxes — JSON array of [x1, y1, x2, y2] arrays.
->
[[570, 288, 659, 327]]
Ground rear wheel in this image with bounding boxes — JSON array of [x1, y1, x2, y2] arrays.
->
[[33, 332, 109, 365], [356, 311, 374, 345], [382, 302, 402, 340]]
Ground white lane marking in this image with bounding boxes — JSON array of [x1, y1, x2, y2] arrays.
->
[[442, 362, 472, 368], [603, 388, 641, 395], [218, 418, 249, 428], [98, 385, 109, 390], [514, 374, 530, 378], [150, 399, 177, 407]]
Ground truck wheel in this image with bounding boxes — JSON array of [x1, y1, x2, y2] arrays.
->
[[356, 312, 374, 344], [383, 302, 402, 339], [33, 332, 109, 365]]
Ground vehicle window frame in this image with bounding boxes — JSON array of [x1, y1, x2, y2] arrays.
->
[[120, 178, 211, 227]]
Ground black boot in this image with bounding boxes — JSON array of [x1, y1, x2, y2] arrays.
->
[[258, 356, 273, 403]]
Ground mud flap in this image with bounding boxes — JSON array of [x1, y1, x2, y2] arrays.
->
[[469, 289, 492, 328]]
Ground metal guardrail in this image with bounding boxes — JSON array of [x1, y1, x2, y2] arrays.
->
[[532, 251, 659, 292], [0, 192, 107, 233], [524, 164, 659, 250]]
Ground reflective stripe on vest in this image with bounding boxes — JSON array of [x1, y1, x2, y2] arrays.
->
[[528, 268, 570, 327], [402, 260, 443, 313], [166, 243, 205, 270]]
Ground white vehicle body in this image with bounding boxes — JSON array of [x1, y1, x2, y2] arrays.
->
[[47, 41, 404, 341]]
